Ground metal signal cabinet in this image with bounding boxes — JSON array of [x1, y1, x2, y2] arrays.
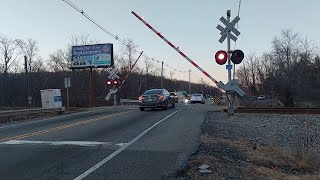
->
[[40, 89, 62, 109]]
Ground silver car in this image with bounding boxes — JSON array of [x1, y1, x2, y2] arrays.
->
[[190, 93, 205, 104]]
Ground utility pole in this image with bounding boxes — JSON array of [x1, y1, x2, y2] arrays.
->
[[161, 61, 164, 88], [24, 56, 31, 109], [188, 69, 191, 94], [201, 78, 204, 95]]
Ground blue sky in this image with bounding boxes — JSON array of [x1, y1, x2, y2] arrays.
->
[[1, 0, 320, 85]]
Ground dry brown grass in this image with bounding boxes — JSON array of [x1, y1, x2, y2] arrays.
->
[[182, 134, 320, 179], [248, 145, 320, 174]]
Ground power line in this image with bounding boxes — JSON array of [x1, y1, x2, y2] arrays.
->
[[61, 0, 188, 75], [190, 70, 202, 81]]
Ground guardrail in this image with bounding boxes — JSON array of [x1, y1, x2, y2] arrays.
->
[[0, 108, 65, 123], [120, 99, 139, 106]]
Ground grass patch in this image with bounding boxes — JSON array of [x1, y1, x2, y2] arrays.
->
[[181, 135, 320, 179]]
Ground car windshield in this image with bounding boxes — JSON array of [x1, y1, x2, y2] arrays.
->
[[143, 90, 163, 95]]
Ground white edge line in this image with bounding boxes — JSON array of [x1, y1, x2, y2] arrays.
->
[[74, 108, 182, 180], [0, 107, 134, 129], [0, 140, 116, 147]]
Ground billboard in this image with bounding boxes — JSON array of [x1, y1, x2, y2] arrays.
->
[[71, 43, 113, 68]]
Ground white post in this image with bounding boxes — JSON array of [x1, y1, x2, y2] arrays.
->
[[227, 10, 231, 83], [67, 85, 69, 112], [113, 85, 117, 106]]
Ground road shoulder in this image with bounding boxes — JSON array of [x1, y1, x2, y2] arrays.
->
[[179, 111, 320, 179]]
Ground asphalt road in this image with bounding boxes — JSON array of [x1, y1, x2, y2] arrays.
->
[[0, 103, 224, 180]]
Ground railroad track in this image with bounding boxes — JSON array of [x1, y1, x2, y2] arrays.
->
[[228, 107, 320, 114]]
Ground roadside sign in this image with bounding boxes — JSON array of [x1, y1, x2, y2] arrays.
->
[[64, 77, 71, 88], [213, 96, 221, 104], [226, 64, 233, 70]]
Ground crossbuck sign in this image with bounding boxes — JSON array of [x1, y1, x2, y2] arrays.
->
[[105, 68, 119, 101], [216, 16, 240, 43], [107, 68, 120, 80]]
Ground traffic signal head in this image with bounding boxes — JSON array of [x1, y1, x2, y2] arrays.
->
[[215, 50, 227, 65], [231, 50, 244, 64]]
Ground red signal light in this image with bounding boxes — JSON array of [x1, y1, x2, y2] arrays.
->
[[113, 80, 118, 85], [215, 50, 227, 65]]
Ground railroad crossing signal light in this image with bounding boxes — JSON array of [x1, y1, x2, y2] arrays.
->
[[215, 50, 227, 65], [231, 50, 244, 64], [106, 79, 121, 86], [106, 80, 112, 85], [113, 79, 120, 86]]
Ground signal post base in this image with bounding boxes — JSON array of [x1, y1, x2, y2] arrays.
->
[[227, 107, 235, 115]]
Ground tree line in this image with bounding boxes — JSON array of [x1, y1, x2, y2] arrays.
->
[[0, 34, 219, 108], [237, 29, 320, 107]]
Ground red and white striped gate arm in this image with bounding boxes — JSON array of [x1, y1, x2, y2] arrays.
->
[[131, 11, 219, 84]]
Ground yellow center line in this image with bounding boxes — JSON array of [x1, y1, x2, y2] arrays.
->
[[0, 110, 134, 142]]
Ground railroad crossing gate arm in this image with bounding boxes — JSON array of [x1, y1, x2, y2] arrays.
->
[[131, 11, 251, 106]]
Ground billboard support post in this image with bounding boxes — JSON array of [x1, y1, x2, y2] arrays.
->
[[90, 68, 94, 108]]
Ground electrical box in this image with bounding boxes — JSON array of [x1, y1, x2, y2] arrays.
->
[[40, 89, 62, 109]]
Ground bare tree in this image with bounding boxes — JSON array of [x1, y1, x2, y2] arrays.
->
[[0, 35, 22, 87], [69, 34, 95, 46], [169, 70, 175, 81], [19, 38, 39, 73], [47, 49, 69, 72], [272, 29, 300, 78], [121, 39, 138, 70]]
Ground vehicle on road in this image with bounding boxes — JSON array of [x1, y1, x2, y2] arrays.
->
[[190, 93, 205, 104], [169, 92, 179, 103], [258, 95, 266, 100], [139, 89, 175, 111], [251, 96, 257, 100]]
